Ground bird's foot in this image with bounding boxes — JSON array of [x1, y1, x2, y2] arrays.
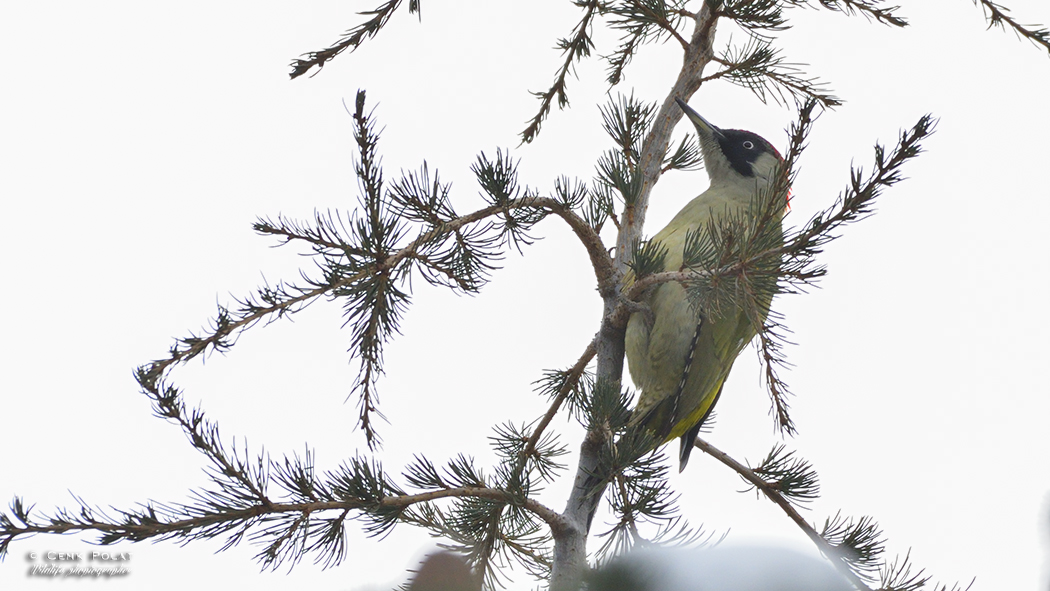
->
[[621, 297, 655, 330]]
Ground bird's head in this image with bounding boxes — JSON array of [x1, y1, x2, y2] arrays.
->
[[676, 98, 782, 188]]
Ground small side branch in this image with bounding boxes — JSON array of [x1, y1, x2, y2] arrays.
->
[[707, 51, 843, 109], [604, 0, 691, 85], [521, 0, 602, 143], [972, 0, 1050, 54], [783, 114, 936, 260], [289, 0, 421, 79], [524, 338, 598, 459], [693, 438, 872, 591], [806, 0, 908, 27]]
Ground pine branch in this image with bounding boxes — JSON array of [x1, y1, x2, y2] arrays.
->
[[494, 423, 571, 486], [716, 0, 790, 35], [594, 448, 714, 561], [745, 444, 819, 506], [289, 0, 422, 79], [797, 0, 908, 27], [604, 0, 690, 86], [972, 0, 1050, 55], [344, 90, 409, 448], [819, 512, 885, 579], [875, 551, 974, 591], [592, 93, 663, 222], [2, 436, 568, 570], [0, 486, 561, 566], [528, 339, 598, 455], [694, 439, 969, 591], [626, 237, 670, 281], [587, 182, 619, 231], [425, 451, 563, 588], [661, 132, 704, 172], [780, 113, 937, 282], [471, 149, 548, 253], [743, 98, 816, 434], [755, 313, 797, 433], [605, 29, 644, 89], [692, 438, 873, 591], [143, 94, 614, 450], [113, 145, 610, 575], [389, 163, 504, 293], [596, 147, 644, 207], [472, 150, 618, 293], [707, 40, 842, 108], [254, 211, 367, 256], [585, 378, 637, 440], [599, 93, 659, 168], [521, 0, 603, 144], [594, 475, 642, 559]]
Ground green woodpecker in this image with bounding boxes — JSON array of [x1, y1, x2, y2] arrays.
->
[[625, 99, 786, 471]]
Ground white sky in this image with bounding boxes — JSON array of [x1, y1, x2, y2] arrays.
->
[[1, 1, 1049, 590]]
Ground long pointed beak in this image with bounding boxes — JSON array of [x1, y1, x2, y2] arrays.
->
[[675, 98, 724, 139]]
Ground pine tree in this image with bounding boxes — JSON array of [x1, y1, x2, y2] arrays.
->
[[3, 1, 1049, 590]]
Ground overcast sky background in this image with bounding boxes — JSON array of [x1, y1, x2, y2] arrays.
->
[[2, 1, 1049, 590]]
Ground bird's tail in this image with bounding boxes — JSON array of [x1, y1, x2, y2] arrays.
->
[[678, 381, 724, 471]]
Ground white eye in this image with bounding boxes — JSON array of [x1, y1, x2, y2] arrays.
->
[[742, 141, 755, 149]]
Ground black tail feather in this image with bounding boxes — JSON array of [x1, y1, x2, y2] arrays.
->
[[678, 382, 724, 472]]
